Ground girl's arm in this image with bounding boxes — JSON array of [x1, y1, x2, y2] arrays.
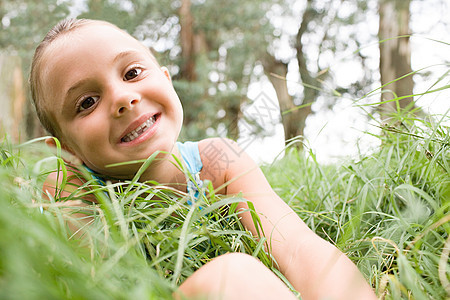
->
[[199, 138, 376, 300]]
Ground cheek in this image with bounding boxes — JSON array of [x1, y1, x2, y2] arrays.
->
[[177, 109, 184, 130], [64, 119, 108, 153], [172, 98, 183, 122]]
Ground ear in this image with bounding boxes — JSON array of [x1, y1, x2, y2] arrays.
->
[[45, 137, 68, 151], [161, 66, 172, 82], [45, 137, 83, 165], [45, 137, 57, 147]]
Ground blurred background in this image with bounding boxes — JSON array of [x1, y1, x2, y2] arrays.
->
[[0, 0, 449, 163]]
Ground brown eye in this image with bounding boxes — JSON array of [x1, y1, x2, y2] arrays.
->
[[124, 68, 142, 81], [79, 96, 99, 111]]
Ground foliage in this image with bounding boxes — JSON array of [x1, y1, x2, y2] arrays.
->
[[264, 111, 450, 298], [1, 0, 448, 144], [0, 0, 70, 61], [172, 0, 276, 141]]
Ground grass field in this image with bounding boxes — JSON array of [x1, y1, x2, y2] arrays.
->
[[264, 113, 450, 299], [0, 108, 448, 299]]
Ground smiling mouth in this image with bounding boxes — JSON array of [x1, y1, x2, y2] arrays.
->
[[121, 114, 159, 143]]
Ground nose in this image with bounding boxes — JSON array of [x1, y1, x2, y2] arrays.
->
[[111, 88, 141, 118]]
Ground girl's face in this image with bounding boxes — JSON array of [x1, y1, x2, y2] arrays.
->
[[40, 23, 183, 179]]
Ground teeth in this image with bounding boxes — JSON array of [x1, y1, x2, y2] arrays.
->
[[122, 116, 155, 143]]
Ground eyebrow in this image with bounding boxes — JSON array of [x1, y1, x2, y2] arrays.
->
[[62, 77, 92, 115], [64, 50, 144, 102], [112, 49, 142, 64], [65, 78, 91, 99]]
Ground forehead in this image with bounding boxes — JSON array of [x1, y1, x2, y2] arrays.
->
[[41, 23, 148, 80], [39, 23, 149, 114]]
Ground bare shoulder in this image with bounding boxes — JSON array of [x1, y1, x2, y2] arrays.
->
[[198, 138, 243, 159], [198, 137, 253, 161], [198, 137, 254, 171], [198, 138, 261, 194]]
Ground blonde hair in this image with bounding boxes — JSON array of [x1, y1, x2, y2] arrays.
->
[[29, 18, 158, 138]]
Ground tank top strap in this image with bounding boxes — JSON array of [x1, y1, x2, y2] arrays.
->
[[176, 141, 204, 202], [176, 141, 203, 175]]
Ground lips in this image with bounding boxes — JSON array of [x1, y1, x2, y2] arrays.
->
[[120, 113, 160, 143]]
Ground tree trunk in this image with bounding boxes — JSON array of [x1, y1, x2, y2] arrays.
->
[[0, 54, 29, 142], [291, 0, 322, 149], [178, 0, 217, 139], [262, 56, 303, 144], [179, 0, 197, 81], [378, 0, 415, 121], [261, 0, 322, 150]]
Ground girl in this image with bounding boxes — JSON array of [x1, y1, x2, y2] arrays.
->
[[30, 18, 376, 300]]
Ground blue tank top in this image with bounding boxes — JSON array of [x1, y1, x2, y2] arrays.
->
[[176, 141, 204, 202]]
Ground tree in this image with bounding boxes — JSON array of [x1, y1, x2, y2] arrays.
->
[[1, 0, 435, 146], [0, 0, 70, 139], [0, 54, 26, 142], [261, 55, 304, 143], [292, 0, 324, 146], [378, 0, 415, 121], [172, 0, 275, 141], [262, 0, 376, 149]]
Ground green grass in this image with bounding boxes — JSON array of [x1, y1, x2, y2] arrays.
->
[[0, 108, 449, 299], [0, 141, 173, 299], [264, 112, 450, 299], [0, 136, 275, 299]]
